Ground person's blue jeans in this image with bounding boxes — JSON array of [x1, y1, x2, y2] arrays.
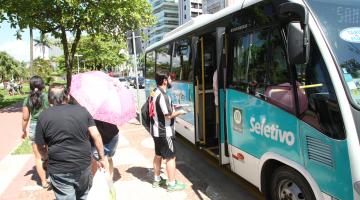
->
[[49, 166, 92, 200], [92, 134, 119, 160]]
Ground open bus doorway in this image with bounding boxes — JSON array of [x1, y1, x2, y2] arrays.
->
[[194, 33, 219, 158]]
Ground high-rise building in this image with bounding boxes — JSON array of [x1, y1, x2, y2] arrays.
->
[[202, 0, 236, 14], [178, 0, 203, 26], [146, 0, 179, 46]]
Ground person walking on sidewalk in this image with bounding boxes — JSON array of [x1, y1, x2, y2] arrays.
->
[[91, 119, 120, 179], [34, 83, 108, 200], [21, 75, 50, 189], [151, 72, 186, 192]]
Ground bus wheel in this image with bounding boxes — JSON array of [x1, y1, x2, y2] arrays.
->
[[270, 166, 315, 200]]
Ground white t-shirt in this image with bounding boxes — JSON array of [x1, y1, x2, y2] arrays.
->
[[213, 70, 218, 106]]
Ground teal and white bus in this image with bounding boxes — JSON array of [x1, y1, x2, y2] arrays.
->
[[144, 0, 360, 199]]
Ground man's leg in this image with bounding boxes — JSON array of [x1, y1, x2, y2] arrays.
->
[[153, 155, 162, 177], [108, 157, 114, 177], [165, 157, 176, 183], [106, 134, 119, 178], [75, 166, 92, 200], [163, 137, 185, 192], [49, 172, 76, 200], [152, 136, 165, 187]]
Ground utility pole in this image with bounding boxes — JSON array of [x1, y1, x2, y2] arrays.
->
[[127, 31, 142, 125], [132, 31, 142, 125]]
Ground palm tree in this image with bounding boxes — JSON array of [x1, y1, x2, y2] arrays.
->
[[35, 33, 51, 59], [30, 27, 33, 76]]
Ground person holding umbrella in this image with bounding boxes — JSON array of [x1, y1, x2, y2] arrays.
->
[[91, 119, 120, 179], [34, 83, 108, 200]]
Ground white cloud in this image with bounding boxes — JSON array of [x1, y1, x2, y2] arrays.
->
[[0, 39, 45, 62]]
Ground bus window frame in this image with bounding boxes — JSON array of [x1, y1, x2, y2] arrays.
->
[[171, 39, 192, 83]]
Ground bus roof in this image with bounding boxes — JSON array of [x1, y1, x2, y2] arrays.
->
[[145, 0, 247, 52]]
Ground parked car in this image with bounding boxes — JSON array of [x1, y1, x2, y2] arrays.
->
[[127, 76, 136, 86], [133, 77, 145, 89], [118, 77, 129, 88]]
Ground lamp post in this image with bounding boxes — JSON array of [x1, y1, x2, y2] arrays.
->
[[74, 54, 83, 73]]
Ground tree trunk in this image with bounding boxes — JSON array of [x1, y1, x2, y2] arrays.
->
[[60, 26, 82, 91], [30, 27, 33, 76]]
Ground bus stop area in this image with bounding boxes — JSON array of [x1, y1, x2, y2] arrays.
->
[[0, 102, 260, 200]]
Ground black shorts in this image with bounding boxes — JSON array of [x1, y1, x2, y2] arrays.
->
[[153, 136, 176, 159]]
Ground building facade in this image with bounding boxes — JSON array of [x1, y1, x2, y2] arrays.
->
[[178, 0, 203, 26], [146, 0, 179, 46], [202, 0, 236, 14]]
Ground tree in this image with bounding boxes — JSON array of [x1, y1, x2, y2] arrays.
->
[[77, 34, 128, 71], [32, 58, 54, 84], [1, 0, 154, 88], [35, 33, 51, 59], [0, 51, 28, 82]]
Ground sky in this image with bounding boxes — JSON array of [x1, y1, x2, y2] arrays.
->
[[0, 21, 43, 62]]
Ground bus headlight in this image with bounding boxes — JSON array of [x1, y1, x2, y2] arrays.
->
[[355, 181, 360, 195]]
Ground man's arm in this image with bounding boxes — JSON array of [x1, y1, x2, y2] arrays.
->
[[165, 110, 184, 120], [88, 126, 108, 170], [35, 144, 48, 159]]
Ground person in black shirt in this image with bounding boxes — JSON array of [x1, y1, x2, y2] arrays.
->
[[91, 120, 119, 178], [35, 83, 107, 200]]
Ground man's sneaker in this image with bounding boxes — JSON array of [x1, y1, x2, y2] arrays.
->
[[167, 180, 186, 192], [152, 178, 167, 188]]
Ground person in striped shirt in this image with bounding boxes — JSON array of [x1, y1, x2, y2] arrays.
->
[[150, 72, 186, 192]]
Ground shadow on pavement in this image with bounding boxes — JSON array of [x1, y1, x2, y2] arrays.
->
[[0, 102, 22, 113], [113, 167, 122, 182], [24, 166, 41, 186], [126, 166, 153, 184]]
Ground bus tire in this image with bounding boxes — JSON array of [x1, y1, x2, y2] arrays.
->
[[270, 166, 316, 200]]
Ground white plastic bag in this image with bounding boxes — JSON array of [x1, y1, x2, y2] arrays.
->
[[87, 169, 116, 200]]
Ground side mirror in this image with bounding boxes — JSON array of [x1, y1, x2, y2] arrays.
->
[[287, 22, 310, 64], [278, 2, 310, 64]]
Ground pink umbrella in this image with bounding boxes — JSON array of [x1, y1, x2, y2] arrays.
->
[[70, 71, 136, 126]]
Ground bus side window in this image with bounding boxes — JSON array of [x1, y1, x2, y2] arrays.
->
[[145, 51, 155, 79], [229, 33, 250, 91], [265, 28, 296, 114], [172, 41, 191, 81], [247, 30, 268, 96], [156, 44, 172, 74], [296, 35, 345, 140]]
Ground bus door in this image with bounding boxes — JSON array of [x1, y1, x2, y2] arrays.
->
[[194, 34, 218, 157], [216, 27, 230, 165]]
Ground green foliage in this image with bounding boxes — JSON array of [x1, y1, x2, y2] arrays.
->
[[77, 35, 128, 71], [32, 58, 54, 85], [1, 0, 155, 88], [0, 51, 28, 81]]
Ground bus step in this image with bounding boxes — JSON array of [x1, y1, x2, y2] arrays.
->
[[204, 146, 220, 159]]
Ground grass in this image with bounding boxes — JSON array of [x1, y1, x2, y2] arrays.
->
[[0, 83, 30, 109], [12, 138, 33, 155]]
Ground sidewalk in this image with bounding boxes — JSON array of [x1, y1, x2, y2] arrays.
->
[[0, 103, 212, 200]]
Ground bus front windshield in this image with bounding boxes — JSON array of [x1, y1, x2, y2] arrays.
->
[[307, 0, 360, 108]]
